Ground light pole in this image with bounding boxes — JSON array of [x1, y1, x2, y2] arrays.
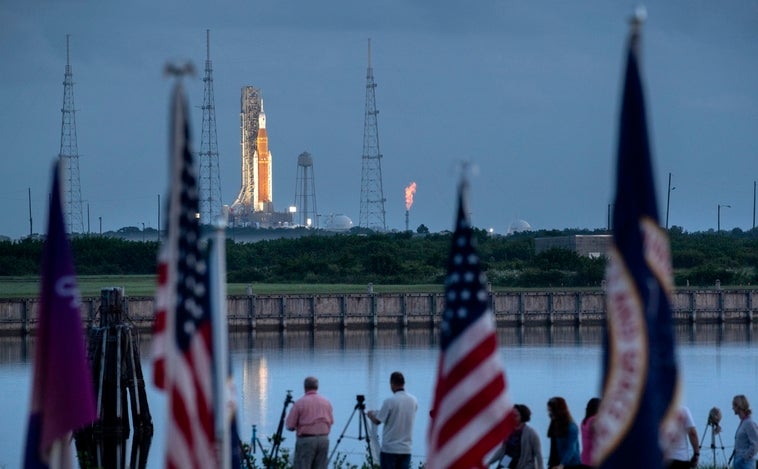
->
[[142, 222, 146, 242], [665, 172, 675, 229], [99, 216, 102, 235], [717, 204, 731, 232]]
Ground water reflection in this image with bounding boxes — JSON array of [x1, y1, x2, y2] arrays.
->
[[1, 322, 757, 468]]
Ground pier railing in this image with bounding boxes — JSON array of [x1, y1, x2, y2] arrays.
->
[[0, 288, 755, 336]]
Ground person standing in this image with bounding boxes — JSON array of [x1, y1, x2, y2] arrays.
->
[[286, 376, 334, 469], [732, 394, 758, 469], [367, 371, 418, 469], [664, 406, 699, 469], [546, 397, 581, 469], [487, 404, 544, 469], [580, 398, 600, 468]]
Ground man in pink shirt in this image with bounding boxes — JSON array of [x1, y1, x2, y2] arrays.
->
[[286, 376, 334, 469]]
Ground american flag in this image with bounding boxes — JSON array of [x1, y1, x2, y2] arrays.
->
[[151, 82, 216, 468], [593, 15, 679, 468], [427, 179, 516, 469]]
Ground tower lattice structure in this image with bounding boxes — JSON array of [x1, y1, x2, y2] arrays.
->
[[232, 86, 262, 218], [294, 151, 317, 228], [198, 29, 223, 225], [359, 38, 386, 231], [58, 34, 85, 234]]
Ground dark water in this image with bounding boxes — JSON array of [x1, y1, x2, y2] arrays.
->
[[1, 323, 754, 467]]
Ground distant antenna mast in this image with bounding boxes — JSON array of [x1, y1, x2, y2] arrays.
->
[[359, 38, 387, 231], [294, 151, 317, 228], [59, 34, 85, 234], [199, 29, 223, 225]]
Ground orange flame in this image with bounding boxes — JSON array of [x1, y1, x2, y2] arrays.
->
[[405, 182, 417, 210]]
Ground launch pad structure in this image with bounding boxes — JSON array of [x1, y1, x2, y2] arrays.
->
[[231, 86, 292, 228]]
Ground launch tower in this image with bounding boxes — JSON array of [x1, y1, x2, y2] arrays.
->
[[232, 87, 286, 227], [294, 151, 317, 228], [59, 34, 85, 234], [359, 39, 387, 231], [198, 29, 222, 225]]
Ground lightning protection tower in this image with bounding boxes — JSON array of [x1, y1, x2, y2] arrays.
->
[[294, 151, 317, 228], [59, 34, 85, 234], [198, 29, 223, 225], [359, 38, 387, 231]]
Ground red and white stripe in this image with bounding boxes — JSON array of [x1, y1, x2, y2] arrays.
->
[[427, 313, 516, 469], [166, 324, 215, 469]]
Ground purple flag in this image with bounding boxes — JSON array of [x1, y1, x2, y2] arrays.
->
[[23, 160, 96, 469]]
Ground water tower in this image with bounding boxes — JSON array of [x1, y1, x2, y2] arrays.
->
[[294, 151, 317, 227]]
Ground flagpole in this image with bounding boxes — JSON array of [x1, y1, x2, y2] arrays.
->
[[211, 211, 231, 469]]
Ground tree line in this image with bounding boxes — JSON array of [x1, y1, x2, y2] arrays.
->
[[1, 225, 757, 288]]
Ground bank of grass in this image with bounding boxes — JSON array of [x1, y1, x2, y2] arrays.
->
[[0, 275, 446, 299]]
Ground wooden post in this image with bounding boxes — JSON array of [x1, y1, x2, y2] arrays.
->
[[748, 291, 754, 323], [400, 293, 408, 329], [280, 297, 287, 331], [718, 290, 725, 323], [310, 295, 317, 331], [249, 293, 256, 331], [22, 299, 30, 335], [75, 287, 153, 469], [340, 295, 347, 332], [548, 293, 554, 325], [370, 293, 377, 330]]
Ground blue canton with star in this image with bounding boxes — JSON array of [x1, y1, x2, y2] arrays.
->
[[441, 187, 490, 350]]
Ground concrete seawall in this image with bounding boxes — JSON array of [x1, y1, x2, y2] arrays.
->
[[1, 288, 755, 336]]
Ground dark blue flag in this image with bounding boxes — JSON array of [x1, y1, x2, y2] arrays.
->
[[24, 160, 96, 468], [593, 16, 680, 469]]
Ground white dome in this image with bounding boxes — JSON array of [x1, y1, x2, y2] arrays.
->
[[507, 219, 532, 235], [324, 214, 353, 232]]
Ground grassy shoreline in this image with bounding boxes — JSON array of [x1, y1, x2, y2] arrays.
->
[[0, 275, 446, 299], [4, 275, 753, 300]]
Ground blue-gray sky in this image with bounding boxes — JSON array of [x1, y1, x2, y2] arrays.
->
[[1, 1, 757, 239]]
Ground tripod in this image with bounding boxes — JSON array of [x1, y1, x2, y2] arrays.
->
[[328, 394, 375, 467], [699, 419, 728, 469], [268, 390, 294, 469]]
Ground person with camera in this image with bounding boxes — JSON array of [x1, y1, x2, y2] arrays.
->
[[285, 376, 334, 469], [367, 371, 418, 469]]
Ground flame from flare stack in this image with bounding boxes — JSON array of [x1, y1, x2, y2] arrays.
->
[[405, 182, 417, 211]]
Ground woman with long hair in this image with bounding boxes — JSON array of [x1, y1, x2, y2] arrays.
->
[[580, 398, 600, 468], [487, 404, 543, 469], [546, 397, 581, 469], [732, 394, 758, 469]]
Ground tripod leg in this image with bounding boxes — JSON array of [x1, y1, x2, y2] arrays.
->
[[359, 409, 375, 468], [328, 405, 359, 464]]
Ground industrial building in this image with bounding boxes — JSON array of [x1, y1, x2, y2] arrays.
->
[[534, 234, 612, 258]]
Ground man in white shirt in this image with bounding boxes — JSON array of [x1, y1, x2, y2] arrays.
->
[[665, 406, 699, 469], [368, 371, 418, 469]]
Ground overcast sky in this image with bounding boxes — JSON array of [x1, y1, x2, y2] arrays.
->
[[1, 0, 756, 239]]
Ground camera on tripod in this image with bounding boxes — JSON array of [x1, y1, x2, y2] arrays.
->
[[329, 394, 375, 467], [284, 390, 293, 406]]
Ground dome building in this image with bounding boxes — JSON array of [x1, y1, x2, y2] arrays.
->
[[507, 219, 532, 235]]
